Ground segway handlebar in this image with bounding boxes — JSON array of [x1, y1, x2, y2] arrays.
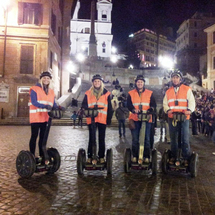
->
[[48, 108, 63, 119], [83, 106, 104, 118], [171, 112, 186, 122], [136, 105, 156, 122]]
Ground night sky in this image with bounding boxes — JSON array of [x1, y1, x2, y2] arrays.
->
[[78, 0, 215, 52]]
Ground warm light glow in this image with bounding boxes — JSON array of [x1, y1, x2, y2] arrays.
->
[[76, 53, 85, 63], [158, 55, 174, 69], [0, 1, 10, 10], [111, 55, 117, 64]]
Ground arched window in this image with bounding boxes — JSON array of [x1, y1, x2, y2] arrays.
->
[[102, 11, 107, 21]]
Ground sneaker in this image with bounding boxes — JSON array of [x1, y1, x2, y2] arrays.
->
[[144, 158, 149, 163], [99, 158, 105, 164], [169, 157, 175, 165], [87, 158, 92, 163], [184, 160, 189, 167], [138, 159, 143, 164], [45, 160, 50, 165], [119, 135, 122, 138], [132, 157, 137, 163]]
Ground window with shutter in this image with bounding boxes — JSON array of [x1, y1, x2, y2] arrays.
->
[[20, 46, 34, 74], [18, 2, 42, 26], [51, 10, 56, 34]]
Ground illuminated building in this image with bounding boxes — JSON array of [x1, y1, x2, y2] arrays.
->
[[70, 0, 113, 59], [128, 28, 175, 68], [176, 11, 215, 75], [0, 0, 74, 118]]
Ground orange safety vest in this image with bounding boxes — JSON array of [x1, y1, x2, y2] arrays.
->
[[166, 84, 190, 120], [85, 90, 110, 125], [128, 88, 152, 122], [29, 86, 55, 123]]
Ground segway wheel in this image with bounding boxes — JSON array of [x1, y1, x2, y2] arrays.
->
[[161, 150, 169, 174], [47, 148, 61, 174], [124, 148, 131, 173], [189, 152, 198, 178], [77, 148, 86, 175], [106, 148, 113, 175], [16, 150, 36, 178], [151, 149, 157, 175]]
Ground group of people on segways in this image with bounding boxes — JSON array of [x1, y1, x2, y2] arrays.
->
[[16, 70, 198, 178], [162, 70, 198, 177], [16, 71, 63, 178]]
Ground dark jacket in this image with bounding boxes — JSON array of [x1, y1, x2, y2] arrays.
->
[[115, 106, 128, 120]]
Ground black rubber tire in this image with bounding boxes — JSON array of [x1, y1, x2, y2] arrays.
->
[[151, 149, 157, 175], [16, 150, 36, 178], [124, 148, 131, 173], [161, 150, 169, 174], [47, 148, 61, 174], [77, 148, 86, 175], [189, 152, 198, 178], [106, 148, 113, 175]]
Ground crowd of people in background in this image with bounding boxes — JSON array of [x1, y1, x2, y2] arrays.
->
[[191, 89, 215, 143]]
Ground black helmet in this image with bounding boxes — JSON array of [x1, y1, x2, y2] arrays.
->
[[40, 71, 52, 79], [135, 75, 145, 82], [171, 70, 183, 79], [92, 74, 103, 82]]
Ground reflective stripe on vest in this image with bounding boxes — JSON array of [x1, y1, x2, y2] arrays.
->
[[166, 85, 190, 120], [128, 88, 152, 122], [85, 90, 110, 125], [29, 86, 55, 123], [28, 101, 53, 106]]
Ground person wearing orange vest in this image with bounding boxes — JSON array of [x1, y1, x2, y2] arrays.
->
[[163, 70, 195, 165], [127, 75, 156, 163], [81, 74, 113, 164], [29, 71, 58, 164]]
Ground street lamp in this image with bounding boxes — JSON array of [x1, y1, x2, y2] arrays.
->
[[76, 53, 85, 73], [158, 55, 174, 70], [0, 0, 10, 78], [67, 61, 77, 92], [111, 55, 118, 84]]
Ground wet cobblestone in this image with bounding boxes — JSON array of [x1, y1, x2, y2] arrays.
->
[[0, 125, 215, 214]]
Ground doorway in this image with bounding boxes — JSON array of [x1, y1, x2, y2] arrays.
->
[[17, 87, 30, 117]]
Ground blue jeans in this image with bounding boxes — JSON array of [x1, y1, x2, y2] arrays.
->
[[118, 119, 125, 136], [131, 121, 151, 158], [168, 119, 190, 159]]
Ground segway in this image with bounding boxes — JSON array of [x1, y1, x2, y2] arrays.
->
[[124, 107, 157, 175], [16, 108, 62, 178], [77, 105, 113, 175], [161, 112, 199, 178]]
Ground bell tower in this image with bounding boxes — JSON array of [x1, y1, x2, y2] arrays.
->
[[97, 0, 112, 22]]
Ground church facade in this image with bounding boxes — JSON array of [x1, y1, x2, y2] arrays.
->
[[70, 0, 113, 59]]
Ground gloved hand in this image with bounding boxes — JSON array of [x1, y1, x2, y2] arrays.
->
[[44, 105, 52, 111], [107, 119, 111, 125], [59, 106, 66, 111], [147, 107, 154, 114]]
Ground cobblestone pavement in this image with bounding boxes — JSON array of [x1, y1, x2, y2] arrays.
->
[[1, 125, 215, 215]]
